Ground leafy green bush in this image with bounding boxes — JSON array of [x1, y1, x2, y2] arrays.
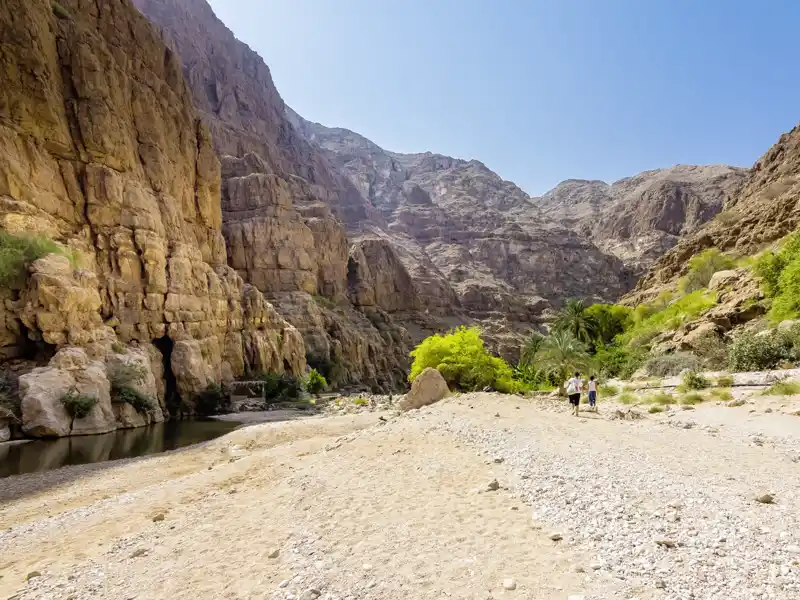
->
[[678, 248, 734, 294], [512, 363, 553, 391], [306, 352, 343, 385], [648, 405, 664, 414], [593, 344, 646, 379], [552, 299, 597, 344], [519, 331, 545, 366], [709, 388, 733, 401], [61, 390, 98, 419], [598, 383, 619, 397], [692, 335, 729, 370], [107, 362, 155, 413], [646, 392, 674, 405], [352, 397, 369, 406], [762, 380, 800, 396], [727, 327, 800, 371], [619, 290, 717, 348], [680, 392, 706, 405], [644, 352, 701, 377], [115, 386, 155, 414], [410, 327, 523, 393], [0, 232, 62, 290], [255, 371, 302, 400], [584, 304, 633, 345], [716, 374, 734, 387], [753, 231, 800, 319], [305, 368, 328, 394], [682, 371, 709, 390], [193, 383, 230, 415], [618, 392, 637, 405]]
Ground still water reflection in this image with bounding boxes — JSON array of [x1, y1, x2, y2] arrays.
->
[[0, 419, 241, 478]]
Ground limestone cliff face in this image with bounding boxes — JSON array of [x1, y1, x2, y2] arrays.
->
[[629, 125, 800, 303], [534, 165, 748, 275], [289, 114, 635, 317], [132, 0, 416, 390], [0, 0, 304, 429]]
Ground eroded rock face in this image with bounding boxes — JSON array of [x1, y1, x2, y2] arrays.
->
[[534, 166, 748, 275], [0, 0, 305, 419]]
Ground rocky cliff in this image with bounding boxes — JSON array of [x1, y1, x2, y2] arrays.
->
[[0, 0, 305, 435], [629, 124, 800, 303], [533, 165, 748, 274]]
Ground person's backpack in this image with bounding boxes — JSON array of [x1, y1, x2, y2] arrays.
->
[[566, 378, 578, 395]]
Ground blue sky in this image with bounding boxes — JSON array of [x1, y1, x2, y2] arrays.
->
[[207, 0, 800, 195]]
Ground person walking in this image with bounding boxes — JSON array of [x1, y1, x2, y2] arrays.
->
[[565, 371, 583, 416], [588, 375, 598, 412]]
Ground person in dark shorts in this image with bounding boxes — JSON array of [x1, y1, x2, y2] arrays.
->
[[565, 371, 583, 416], [588, 375, 598, 412]]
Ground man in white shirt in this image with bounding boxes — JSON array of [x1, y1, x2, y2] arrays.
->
[[565, 371, 583, 416]]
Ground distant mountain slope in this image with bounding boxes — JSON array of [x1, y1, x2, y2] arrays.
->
[[533, 165, 748, 274]]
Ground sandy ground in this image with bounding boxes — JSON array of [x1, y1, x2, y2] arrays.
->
[[2, 394, 800, 599]]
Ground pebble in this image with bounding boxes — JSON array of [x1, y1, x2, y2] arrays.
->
[[502, 578, 517, 590], [267, 548, 280, 559], [487, 479, 500, 491], [26, 571, 41, 581], [151, 513, 166, 522], [549, 532, 563, 541], [299, 589, 321, 600], [756, 493, 775, 504]]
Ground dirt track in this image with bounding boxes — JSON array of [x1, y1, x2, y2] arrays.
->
[[2, 394, 800, 599]]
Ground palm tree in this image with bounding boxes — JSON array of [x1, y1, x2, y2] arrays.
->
[[534, 330, 591, 393], [553, 299, 597, 344], [519, 331, 544, 366]]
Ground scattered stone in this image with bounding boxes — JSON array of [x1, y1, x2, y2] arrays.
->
[[279, 580, 290, 589], [152, 513, 166, 522], [590, 561, 603, 570], [567, 595, 586, 600], [130, 548, 148, 558], [573, 565, 585, 573], [549, 532, 563, 542], [398, 368, 450, 411], [502, 578, 517, 590], [520, 474, 530, 480], [493, 456, 504, 463], [756, 493, 775, 504], [362, 563, 373, 571], [655, 539, 676, 548], [765, 407, 773, 413], [727, 399, 746, 408], [494, 412, 500, 418], [299, 589, 321, 600], [267, 548, 280, 559], [26, 571, 41, 581], [655, 580, 666, 589], [487, 479, 500, 491]]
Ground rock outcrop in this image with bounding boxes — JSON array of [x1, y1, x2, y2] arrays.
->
[[398, 367, 449, 411], [534, 165, 748, 275], [629, 124, 800, 302], [0, 0, 304, 432]]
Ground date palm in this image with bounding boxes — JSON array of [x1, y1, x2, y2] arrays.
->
[[553, 299, 597, 344], [535, 330, 591, 393]]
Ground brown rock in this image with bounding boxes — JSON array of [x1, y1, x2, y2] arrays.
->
[[398, 367, 449, 411]]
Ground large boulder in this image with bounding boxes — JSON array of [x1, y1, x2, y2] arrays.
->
[[19, 347, 117, 437], [398, 368, 449, 411]]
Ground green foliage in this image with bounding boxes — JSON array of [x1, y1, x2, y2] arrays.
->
[[618, 392, 637, 405], [680, 392, 706, 405], [648, 405, 664, 414], [598, 383, 619, 397], [111, 342, 126, 355], [753, 231, 800, 319], [593, 344, 646, 379], [678, 248, 734, 294], [352, 397, 369, 406], [619, 290, 717, 348], [306, 351, 343, 385], [305, 368, 328, 394], [512, 363, 553, 391], [552, 299, 597, 344], [115, 386, 154, 414], [682, 371, 709, 390], [584, 304, 633, 345], [193, 383, 230, 415], [312, 295, 336, 310], [51, 1, 72, 20], [762, 380, 800, 396], [519, 331, 545, 366], [409, 327, 523, 393], [0, 232, 62, 290], [255, 371, 302, 400], [727, 325, 800, 371], [60, 390, 98, 419], [692, 335, 729, 370], [107, 362, 154, 413], [534, 329, 591, 388], [646, 392, 674, 405], [644, 352, 701, 377], [715, 374, 734, 387], [709, 387, 733, 401]]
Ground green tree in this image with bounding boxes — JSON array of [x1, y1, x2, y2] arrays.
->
[[678, 248, 734, 294], [553, 299, 597, 344], [585, 304, 633, 345], [535, 330, 591, 393], [519, 331, 544, 366]]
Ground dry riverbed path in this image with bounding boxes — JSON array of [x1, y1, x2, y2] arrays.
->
[[2, 394, 800, 600]]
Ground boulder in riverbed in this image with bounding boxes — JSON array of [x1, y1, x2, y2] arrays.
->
[[398, 368, 449, 411]]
